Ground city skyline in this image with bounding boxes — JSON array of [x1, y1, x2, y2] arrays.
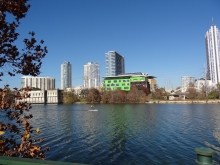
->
[[205, 20, 220, 85], [1, 1, 220, 90]]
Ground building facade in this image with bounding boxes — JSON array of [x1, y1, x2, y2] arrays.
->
[[205, 20, 220, 85], [105, 50, 125, 76], [83, 62, 100, 88], [61, 61, 72, 89], [21, 76, 55, 90], [19, 89, 62, 104], [181, 76, 195, 92], [47, 89, 62, 103], [23, 90, 46, 104], [103, 72, 154, 92]]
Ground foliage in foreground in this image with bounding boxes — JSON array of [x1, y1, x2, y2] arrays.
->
[[0, 86, 49, 159], [0, 0, 49, 159]]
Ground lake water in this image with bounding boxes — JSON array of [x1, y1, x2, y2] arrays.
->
[[29, 104, 220, 165]]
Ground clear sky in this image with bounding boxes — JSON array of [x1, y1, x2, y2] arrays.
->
[[1, 0, 220, 90]]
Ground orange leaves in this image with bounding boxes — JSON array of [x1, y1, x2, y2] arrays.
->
[[0, 86, 49, 159], [35, 128, 40, 134]]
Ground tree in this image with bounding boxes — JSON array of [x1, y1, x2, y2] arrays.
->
[[86, 88, 101, 103], [186, 83, 197, 99], [127, 85, 145, 103], [208, 87, 219, 99], [62, 89, 78, 104], [0, 0, 48, 159], [0, 0, 48, 79], [217, 83, 220, 99], [101, 90, 111, 103], [151, 88, 163, 99], [79, 88, 89, 99], [109, 90, 126, 103]]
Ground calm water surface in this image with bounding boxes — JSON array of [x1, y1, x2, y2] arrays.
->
[[29, 104, 220, 165]]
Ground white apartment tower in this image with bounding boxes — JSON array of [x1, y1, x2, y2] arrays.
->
[[84, 62, 100, 88], [205, 19, 220, 85], [21, 76, 55, 90], [61, 61, 72, 89]]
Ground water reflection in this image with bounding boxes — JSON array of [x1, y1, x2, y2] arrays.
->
[[29, 104, 220, 165]]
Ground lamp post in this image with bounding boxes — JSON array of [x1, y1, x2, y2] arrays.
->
[[194, 147, 215, 165]]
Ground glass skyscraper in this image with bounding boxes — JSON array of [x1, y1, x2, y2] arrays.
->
[[61, 61, 72, 89], [105, 50, 125, 76], [83, 62, 100, 88], [205, 20, 220, 85]]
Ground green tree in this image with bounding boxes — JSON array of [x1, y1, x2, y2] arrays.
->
[[62, 89, 78, 104], [208, 87, 219, 99]]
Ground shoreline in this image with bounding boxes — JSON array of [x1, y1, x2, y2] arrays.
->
[[147, 100, 220, 104]]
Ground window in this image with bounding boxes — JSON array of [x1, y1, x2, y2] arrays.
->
[[127, 83, 129, 85], [124, 87, 129, 89], [122, 83, 125, 86], [119, 80, 121, 82], [107, 84, 110, 86], [123, 80, 126, 82], [111, 84, 115, 86], [108, 81, 111, 83], [114, 80, 117, 83], [116, 84, 119, 86], [127, 80, 130, 82]]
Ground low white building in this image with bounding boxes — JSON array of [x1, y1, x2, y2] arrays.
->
[[19, 90, 62, 104], [47, 89, 62, 104], [24, 90, 46, 104]]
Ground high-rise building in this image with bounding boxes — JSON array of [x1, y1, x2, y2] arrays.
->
[[61, 61, 72, 89], [21, 76, 55, 90], [205, 19, 220, 85], [83, 62, 100, 88], [105, 50, 125, 76], [181, 76, 195, 92]]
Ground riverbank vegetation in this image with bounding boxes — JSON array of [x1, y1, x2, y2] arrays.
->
[[63, 83, 220, 104], [0, 0, 49, 159]]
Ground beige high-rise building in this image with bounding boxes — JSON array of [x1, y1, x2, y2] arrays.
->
[[21, 76, 55, 90]]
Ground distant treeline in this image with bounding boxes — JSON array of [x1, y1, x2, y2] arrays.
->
[[62, 85, 150, 104]]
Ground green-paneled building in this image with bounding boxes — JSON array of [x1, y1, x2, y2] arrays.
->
[[102, 72, 155, 91]]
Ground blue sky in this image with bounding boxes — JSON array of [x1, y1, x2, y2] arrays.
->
[[1, 0, 220, 90]]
